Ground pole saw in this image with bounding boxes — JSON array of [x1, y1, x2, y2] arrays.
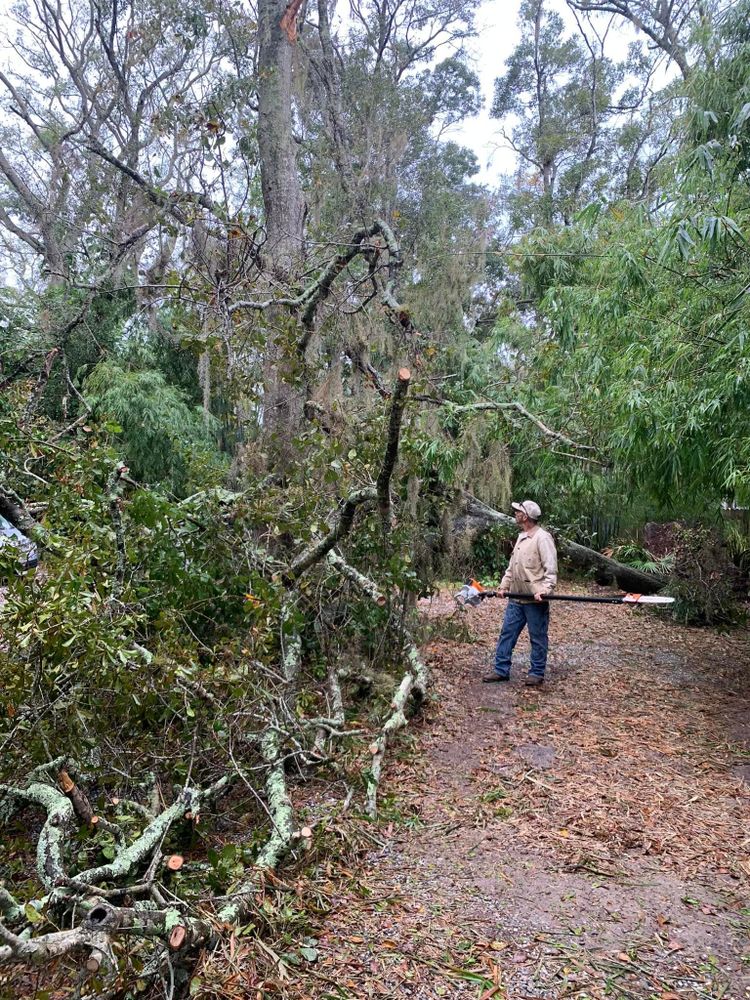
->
[[455, 579, 675, 608]]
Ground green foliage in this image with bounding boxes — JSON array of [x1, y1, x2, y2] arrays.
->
[[487, 1, 750, 528], [608, 543, 675, 577], [84, 360, 227, 495], [508, 175, 750, 514], [471, 525, 511, 581]]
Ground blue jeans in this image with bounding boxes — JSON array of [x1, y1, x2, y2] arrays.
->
[[494, 600, 550, 678]]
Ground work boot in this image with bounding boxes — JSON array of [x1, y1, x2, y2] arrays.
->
[[482, 673, 510, 683], [524, 674, 544, 687]]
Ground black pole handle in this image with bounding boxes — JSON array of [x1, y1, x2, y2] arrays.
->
[[485, 591, 632, 605]]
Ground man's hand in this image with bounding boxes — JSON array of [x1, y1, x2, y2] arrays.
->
[[534, 592, 546, 602], [498, 588, 507, 598]]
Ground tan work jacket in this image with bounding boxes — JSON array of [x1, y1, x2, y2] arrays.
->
[[500, 527, 558, 601]]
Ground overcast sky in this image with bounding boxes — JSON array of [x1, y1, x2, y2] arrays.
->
[[450, 2, 524, 182]]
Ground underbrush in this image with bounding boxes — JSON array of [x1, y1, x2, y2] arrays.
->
[[611, 527, 747, 627]]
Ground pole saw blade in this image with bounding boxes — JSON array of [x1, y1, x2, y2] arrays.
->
[[622, 594, 675, 604]]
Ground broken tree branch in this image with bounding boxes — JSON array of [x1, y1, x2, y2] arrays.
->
[[376, 367, 411, 533], [285, 487, 377, 581], [326, 550, 387, 606], [448, 400, 597, 452], [57, 769, 95, 826], [67, 778, 230, 892], [325, 549, 429, 815], [366, 669, 418, 818], [216, 726, 295, 926], [0, 781, 74, 890]]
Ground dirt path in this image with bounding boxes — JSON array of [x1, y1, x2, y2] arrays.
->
[[296, 589, 750, 1000]]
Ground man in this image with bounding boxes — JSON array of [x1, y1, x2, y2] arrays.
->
[[483, 500, 557, 687]]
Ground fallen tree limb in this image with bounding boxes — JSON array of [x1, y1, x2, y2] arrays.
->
[[0, 919, 113, 970], [366, 666, 420, 818], [325, 548, 429, 815], [448, 400, 597, 453], [0, 898, 214, 969], [0, 781, 75, 889], [311, 662, 347, 760], [455, 492, 667, 593], [68, 777, 230, 892], [0, 770, 234, 981], [285, 488, 377, 582], [216, 608, 301, 925], [326, 549, 386, 606], [216, 727, 295, 926], [0, 771, 230, 900]]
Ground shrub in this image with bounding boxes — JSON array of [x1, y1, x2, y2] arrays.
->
[[669, 524, 745, 626]]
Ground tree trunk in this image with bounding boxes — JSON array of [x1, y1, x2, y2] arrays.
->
[[454, 493, 667, 593], [256, 0, 308, 461], [257, 0, 306, 278]]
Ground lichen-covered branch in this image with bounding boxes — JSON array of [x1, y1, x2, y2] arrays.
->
[[366, 670, 419, 818], [310, 660, 347, 759], [68, 778, 230, 891], [216, 726, 295, 926], [0, 919, 112, 969], [326, 550, 386, 606], [324, 549, 429, 814], [0, 900, 213, 969], [107, 461, 130, 600], [0, 781, 74, 889], [280, 596, 303, 685], [374, 217, 413, 333], [0, 773, 229, 903]]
